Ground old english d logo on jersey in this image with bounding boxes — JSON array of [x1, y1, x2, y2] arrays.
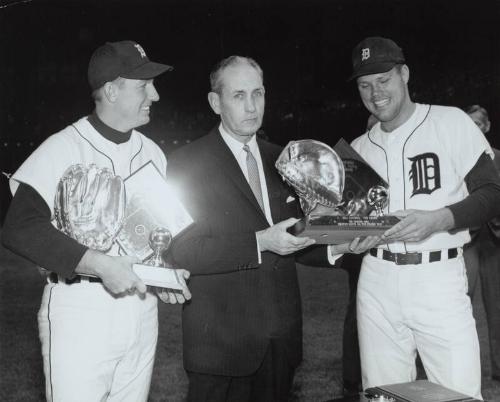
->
[[408, 152, 441, 197]]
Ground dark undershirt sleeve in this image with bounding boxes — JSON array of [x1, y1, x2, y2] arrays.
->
[[1, 183, 88, 278], [448, 152, 500, 230]]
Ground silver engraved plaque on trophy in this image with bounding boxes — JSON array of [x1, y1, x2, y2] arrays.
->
[[275, 138, 399, 244]]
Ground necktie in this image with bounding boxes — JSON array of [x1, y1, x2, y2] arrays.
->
[[243, 144, 265, 211]]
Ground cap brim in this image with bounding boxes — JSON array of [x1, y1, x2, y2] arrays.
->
[[348, 61, 398, 81], [122, 61, 173, 80]]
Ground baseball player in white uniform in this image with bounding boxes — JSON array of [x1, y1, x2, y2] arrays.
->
[[328, 37, 500, 400], [2, 41, 190, 401]]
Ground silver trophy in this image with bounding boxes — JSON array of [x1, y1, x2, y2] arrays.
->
[[132, 227, 183, 290], [54, 163, 125, 251], [367, 185, 389, 216], [143, 227, 173, 268], [54, 165, 184, 290], [276, 139, 397, 244], [275, 140, 345, 215]]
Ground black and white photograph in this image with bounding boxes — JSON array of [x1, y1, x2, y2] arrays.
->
[[1, 0, 500, 401]]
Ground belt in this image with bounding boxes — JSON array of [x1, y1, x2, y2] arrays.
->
[[368, 248, 459, 265], [49, 272, 102, 284]]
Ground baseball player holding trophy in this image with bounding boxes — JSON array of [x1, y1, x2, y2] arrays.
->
[[275, 37, 500, 400], [2, 41, 190, 401], [342, 37, 500, 399]]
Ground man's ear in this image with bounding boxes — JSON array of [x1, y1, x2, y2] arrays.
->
[[102, 82, 118, 103], [401, 64, 410, 84], [207, 92, 221, 115]]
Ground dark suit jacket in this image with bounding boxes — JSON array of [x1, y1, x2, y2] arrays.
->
[[167, 127, 303, 377], [482, 148, 500, 243]]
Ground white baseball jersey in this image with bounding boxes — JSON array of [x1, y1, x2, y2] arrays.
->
[[11, 116, 167, 218], [354, 103, 488, 399], [10, 116, 167, 402], [10, 116, 167, 257], [352, 103, 492, 252]]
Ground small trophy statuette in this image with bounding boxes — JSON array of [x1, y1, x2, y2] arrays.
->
[[143, 227, 173, 268], [367, 185, 389, 216], [132, 227, 183, 290]]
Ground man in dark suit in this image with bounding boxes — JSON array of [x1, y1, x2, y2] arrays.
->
[[167, 56, 316, 402]]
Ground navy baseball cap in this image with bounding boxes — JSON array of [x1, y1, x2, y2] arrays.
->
[[349, 37, 405, 81], [88, 40, 173, 90]]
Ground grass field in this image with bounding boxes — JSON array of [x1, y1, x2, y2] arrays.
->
[[1, 241, 500, 402]]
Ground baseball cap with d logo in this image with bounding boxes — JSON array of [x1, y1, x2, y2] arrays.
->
[[349, 37, 405, 81], [88, 40, 173, 90]]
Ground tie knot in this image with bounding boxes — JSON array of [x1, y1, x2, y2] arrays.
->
[[243, 144, 250, 153]]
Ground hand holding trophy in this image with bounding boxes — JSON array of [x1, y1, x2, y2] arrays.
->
[[133, 227, 191, 304], [275, 139, 399, 244], [54, 162, 193, 302], [115, 162, 194, 303], [52, 163, 149, 294]]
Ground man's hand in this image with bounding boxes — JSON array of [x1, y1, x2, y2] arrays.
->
[[256, 217, 316, 255], [329, 235, 382, 255], [157, 269, 192, 304], [76, 249, 146, 296], [382, 208, 455, 243]]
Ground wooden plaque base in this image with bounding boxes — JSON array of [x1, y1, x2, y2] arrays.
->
[[288, 215, 400, 244]]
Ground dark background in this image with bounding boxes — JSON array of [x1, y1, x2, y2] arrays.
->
[[1, 0, 500, 221]]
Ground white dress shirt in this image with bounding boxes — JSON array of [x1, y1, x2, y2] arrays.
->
[[219, 124, 273, 226], [219, 124, 275, 263]]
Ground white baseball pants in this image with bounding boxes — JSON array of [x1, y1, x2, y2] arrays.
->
[[357, 251, 482, 400], [38, 281, 158, 402]]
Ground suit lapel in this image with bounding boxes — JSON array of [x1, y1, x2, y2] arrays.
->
[[208, 129, 268, 220]]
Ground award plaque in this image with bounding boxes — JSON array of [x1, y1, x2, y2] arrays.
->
[[288, 215, 399, 244], [276, 138, 399, 244], [116, 161, 194, 261]]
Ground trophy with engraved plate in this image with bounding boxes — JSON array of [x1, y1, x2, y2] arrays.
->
[[116, 161, 194, 290], [54, 162, 192, 290], [275, 138, 399, 244]]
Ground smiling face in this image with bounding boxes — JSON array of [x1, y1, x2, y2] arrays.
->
[[208, 61, 265, 143], [113, 78, 160, 131], [356, 65, 414, 132]]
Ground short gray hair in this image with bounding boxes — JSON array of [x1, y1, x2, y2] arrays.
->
[[209, 56, 263, 94]]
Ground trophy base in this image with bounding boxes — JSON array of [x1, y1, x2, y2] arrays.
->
[[288, 215, 400, 244], [133, 264, 183, 290]]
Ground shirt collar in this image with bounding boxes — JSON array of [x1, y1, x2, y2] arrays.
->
[[87, 111, 132, 144], [218, 123, 258, 156]]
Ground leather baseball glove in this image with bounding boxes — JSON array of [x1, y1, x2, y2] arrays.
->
[[54, 164, 125, 251]]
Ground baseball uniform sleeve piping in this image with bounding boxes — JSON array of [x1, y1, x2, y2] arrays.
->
[[2, 183, 88, 278], [448, 152, 500, 230]]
